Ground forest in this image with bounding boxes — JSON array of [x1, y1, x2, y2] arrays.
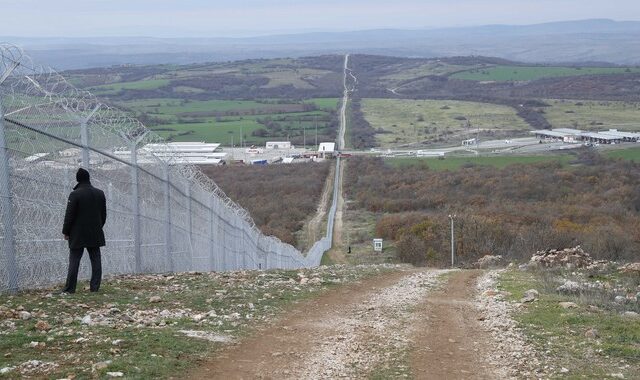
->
[[200, 162, 331, 247], [344, 154, 640, 266]]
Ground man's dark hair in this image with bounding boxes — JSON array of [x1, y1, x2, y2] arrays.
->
[[76, 168, 90, 183]]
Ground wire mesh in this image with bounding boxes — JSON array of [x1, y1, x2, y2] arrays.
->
[[0, 44, 334, 293]]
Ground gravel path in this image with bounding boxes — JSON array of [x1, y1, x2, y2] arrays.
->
[[475, 270, 547, 379], [186, 269, 546, 379], [187, 268, 447, 379]]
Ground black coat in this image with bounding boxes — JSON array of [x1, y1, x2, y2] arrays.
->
[[62, 182, 107, 249]]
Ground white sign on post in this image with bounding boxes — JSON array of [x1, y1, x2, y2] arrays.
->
[[373, 238, 383, 252]]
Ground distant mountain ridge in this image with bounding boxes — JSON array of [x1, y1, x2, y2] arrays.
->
[[2, 19, 640, 69]]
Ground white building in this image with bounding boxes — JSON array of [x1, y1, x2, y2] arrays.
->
[[265, 141, 292, 150], [113, 142, 227, 165], [318, 142, 336, 157]]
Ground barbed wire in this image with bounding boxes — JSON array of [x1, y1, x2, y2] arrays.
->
[[0, 44, 331, 293]]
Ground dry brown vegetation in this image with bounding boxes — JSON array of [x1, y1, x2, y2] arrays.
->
[[200, 162, 331, 246], [345, 154, 640, 266]]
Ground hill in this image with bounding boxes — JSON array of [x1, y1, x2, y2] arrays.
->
[[4, 19, 640, 69]]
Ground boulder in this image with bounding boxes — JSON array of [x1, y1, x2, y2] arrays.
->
[[34, 320, 51, 332], [521, 289, 539, 303], [475, 255, 504, 269], [584, 328, 599, 339], [619, 262, 640, 274], [559, 301, 578, 309], [529, 246, 595, 269], [556, 280, 581, 294]]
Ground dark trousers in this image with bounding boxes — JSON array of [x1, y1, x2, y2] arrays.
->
[[63, 247, 102, 293]]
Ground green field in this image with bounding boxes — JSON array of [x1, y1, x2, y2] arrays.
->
[[361, 99, 530, 147], [606, 147, 640, 162], [542, 99, 640, 131], [262, 68, 332, 89], [452, 66, 640, 81], [378, 62, 476, 88], [90, 79, 171, 94], [385, 154, 572, 171], [114, 98, 339, 145]]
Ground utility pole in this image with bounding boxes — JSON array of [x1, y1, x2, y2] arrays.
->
[[303, 124, 306, 150], [448, 214, 456, 267], [314, 115, 318, 149]]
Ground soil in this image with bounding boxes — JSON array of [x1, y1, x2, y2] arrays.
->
[[410, 270, 496, 379], [184, 270, 500, 379]]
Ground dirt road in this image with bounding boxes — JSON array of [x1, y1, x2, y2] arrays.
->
[[411, 270, 495, 379], [186, 270, 500, 379]]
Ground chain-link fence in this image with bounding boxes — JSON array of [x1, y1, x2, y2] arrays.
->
[[0, 44, 336, 293]]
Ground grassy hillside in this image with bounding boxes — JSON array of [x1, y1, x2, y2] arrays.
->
[[361, 99, 529, 147], [451, 66, 640, 81], [542, 99, 640, 131]]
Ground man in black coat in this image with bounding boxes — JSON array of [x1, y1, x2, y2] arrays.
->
[[61, 168, 107, 293]]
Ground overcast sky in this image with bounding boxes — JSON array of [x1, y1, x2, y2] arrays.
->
[[1, 0, 639, 37]]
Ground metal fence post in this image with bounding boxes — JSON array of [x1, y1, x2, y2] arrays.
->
[[80, 105, 100, 169], [235, 217, 242, 269], [130, 142, 141, 273], [0, 101, 19, 293], [163, 163, 174, 272], [186, 181, 193, 270], [208, 195, 216, 271], [222, 210, 228, 271]]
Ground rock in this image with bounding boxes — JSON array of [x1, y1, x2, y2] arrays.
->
[[610, 373, 625, 379], [35, 320, 51, 332], [192, 314, 204, 322], [529, 246, 594, 269], [557, 280, 581, 294], [106, 372, 124, 377], [0, 367, 14, 374], [521, 289, 539, 303], [475, 255, 504, 269], [560, 367, 569, 373], [29, 341, 45, 349], [62, 317, 73, 325], [584, 328, 599, 339], [81, 315, 92, 325], [559, 302, 578, 309], [19, 311, 32, 320], [482, 289, 498, 297], [111, 340, 124, 346], [619, 262, 640, 274], [149, 296, 162, 303], [614, 296, 627, 304], [92, 360, 112, 372], [622, 311, 639, 319]]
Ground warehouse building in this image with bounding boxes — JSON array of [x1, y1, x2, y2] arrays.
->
[[531, 128, 640, 145], [113, 142, 227, 165]]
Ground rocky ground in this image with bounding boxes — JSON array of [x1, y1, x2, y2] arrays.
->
[[476, 271, 549, 379], [1, 258, 638, 379], [0, 265, 400, 379]]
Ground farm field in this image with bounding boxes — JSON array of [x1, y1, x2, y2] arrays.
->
[[451, 65, 640, 81], [384, 154, 572, 171], [542, 99, 640, 131], [114, 98, 339, 146], [606, 146, 640, 162], [361, 99, 530, 147], [89, 79, 171, 95], [378, 62, 478, 88]]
